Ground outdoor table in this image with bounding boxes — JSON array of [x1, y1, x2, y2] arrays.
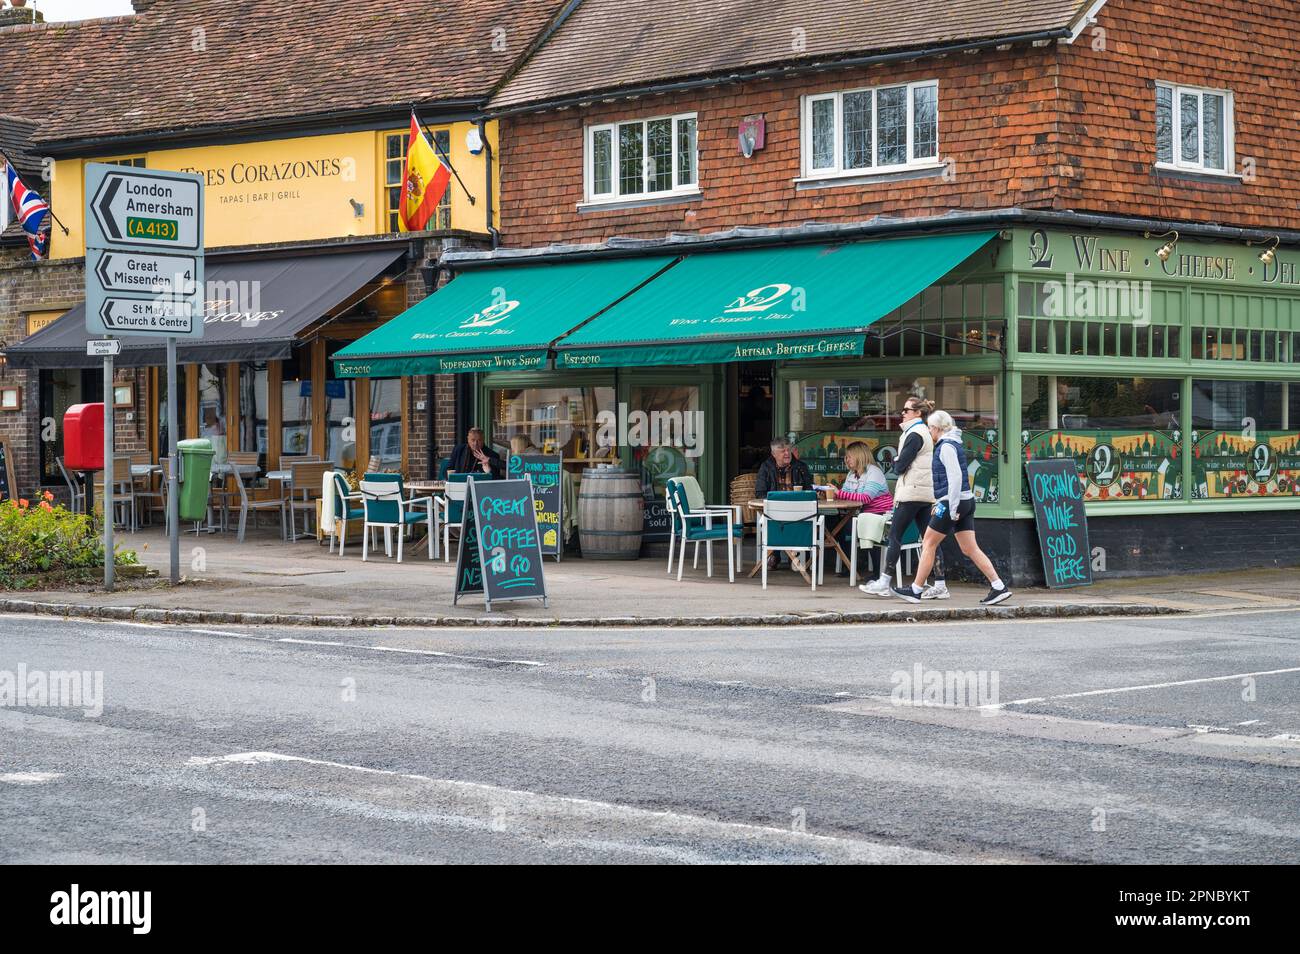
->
[[746, 497, 864, 582]]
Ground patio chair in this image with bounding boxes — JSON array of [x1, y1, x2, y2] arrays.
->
[[844, 513, 923, 586], [56, 456, 86, 514], [359, 479, 434, 563], [667, 477, 744, 583], [284, 461, 331, 541], [758, 490, 824, 591], [437, 472, 487, 562], [228, 463, 288, 543], [326, 471, 366, 556], [131, 455, 166, 528], [94, 457, 137, 531]]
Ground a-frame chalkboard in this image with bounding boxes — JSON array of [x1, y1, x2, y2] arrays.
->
[[0, 439, 16, 505], [1025, 459, 1093, 588], [453, 475, 549, 611]]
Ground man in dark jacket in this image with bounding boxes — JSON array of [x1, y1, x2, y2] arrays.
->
[[448, 426, 504, 478], [754, 437, 814, 570], [754, 437, 813, 498]]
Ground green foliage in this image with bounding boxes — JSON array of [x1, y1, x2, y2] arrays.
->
[[0, 494, 137, 588]]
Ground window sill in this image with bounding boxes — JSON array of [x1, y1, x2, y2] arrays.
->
[[1153, 164, 1243, 185], [577, 190, 702, 213], [795, 163, 947, 190]]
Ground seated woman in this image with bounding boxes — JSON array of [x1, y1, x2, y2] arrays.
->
[[833, 442, 894, 576]]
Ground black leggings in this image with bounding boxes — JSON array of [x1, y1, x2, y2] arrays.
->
[[883, 501, 944, 580]]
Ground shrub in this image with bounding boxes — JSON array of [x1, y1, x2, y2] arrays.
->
[[0, 493, 138, 588]]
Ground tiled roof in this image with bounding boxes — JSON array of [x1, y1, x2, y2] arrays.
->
[[26, 0, 568, 148], [0, 115, 42, 180], [491, 0, 1098, 110]]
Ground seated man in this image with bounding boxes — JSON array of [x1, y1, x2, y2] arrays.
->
[[448, 426, 504, 478], [754, 437, 814, 570]]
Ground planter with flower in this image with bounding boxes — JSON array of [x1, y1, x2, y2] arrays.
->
[[0, 492, 143, 590]]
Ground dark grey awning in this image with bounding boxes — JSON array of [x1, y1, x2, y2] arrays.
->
[[5, 246, 406, 369]]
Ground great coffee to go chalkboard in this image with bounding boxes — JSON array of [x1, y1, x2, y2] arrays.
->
[[1025, 459, 1093, 588], [507, 453, 563, 558], [453, 476, 549, 610]]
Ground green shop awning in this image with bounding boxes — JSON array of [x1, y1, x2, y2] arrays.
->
[[553, 231, 998, 368], [333, 256, 675, 376]]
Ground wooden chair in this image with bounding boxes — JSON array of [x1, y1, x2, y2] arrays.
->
[[93, 456, 137, 530], [284, 461, 331, 541]]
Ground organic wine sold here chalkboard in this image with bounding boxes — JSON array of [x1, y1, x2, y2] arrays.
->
[[1025, 459, 1093, 589], [453, 476, 549, 611]]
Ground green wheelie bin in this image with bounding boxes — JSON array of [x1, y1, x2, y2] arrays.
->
[[177, 438, 215, 522]]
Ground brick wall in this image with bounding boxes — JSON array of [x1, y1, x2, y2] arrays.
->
[[498, 0, 1297, 248], [499, 45, 1064, 247], [1054, 0, 1297, 223]]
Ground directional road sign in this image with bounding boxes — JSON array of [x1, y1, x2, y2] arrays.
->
[[84, 163, 205, 339]]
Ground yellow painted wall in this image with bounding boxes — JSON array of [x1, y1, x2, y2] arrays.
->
[[48, 121, 499, 261]]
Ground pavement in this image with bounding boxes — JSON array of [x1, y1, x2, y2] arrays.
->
[[4, 523, 1300, 627], [2, 608, 1297, 863]]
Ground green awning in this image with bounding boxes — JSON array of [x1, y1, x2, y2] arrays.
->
[[333, 256, 675, 376], [554, 231, 998, 368]]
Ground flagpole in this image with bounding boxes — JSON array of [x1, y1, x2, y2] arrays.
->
[[410, 106, 476, 206], [0, 146, 70, 236]]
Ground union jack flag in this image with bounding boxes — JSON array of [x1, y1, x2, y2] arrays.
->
[[2, 161, 50, 259]]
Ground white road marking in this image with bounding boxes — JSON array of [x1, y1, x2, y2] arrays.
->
[[185, 751, 977, 864], [184, 628, 544, 667], [982, 666, 1300, 710], [0, 772, 63, 784]]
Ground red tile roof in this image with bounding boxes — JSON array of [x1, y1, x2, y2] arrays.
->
[[491, 0, 1099, 110], [23, 0, 568, 149]]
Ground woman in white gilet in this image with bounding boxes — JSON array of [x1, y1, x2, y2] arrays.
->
[[859, 397, 948, 598]]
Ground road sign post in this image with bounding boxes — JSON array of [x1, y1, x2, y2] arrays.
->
[[84, 163, 204, 589]]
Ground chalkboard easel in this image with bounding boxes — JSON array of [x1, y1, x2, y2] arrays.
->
[[507, 453, 564, 561], [1025, 459, 1093, 589], [453, 475, 550, 611]]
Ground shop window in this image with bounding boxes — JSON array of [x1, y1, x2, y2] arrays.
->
[[628, 384, 703, 502], [280, 348, 313, 457], [585, 113, 698, 203], [1021, 376, 1182, 502], [197, 364, 228, 464], [237, 361, 269, 473], [385, 129, 451, 232], [324, 341, 357, 469], [1191, 380, 1300, 499], [368, 378, 403, 470], [803, 81, 939, 178], [489, 385, 616, 477], [156, 368, 187, 461], [1156, 82, 1233, 175], [785, 375, 1000, 502], [867, 282, 1005, 358], [38, 369, 102, 484]]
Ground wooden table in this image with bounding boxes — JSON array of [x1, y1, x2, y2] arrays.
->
[[746, 497, 864, 581]]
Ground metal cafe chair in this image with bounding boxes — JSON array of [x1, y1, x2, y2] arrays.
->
[[56, 456, 86, 514], [666, 477, 744, 583]]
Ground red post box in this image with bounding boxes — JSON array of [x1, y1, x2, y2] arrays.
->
[[64, 403, 105, 472]]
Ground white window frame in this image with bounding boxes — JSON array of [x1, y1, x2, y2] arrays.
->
[[1155, 82, 1235, 176], [583, 112, 699, 205], [799, 80, 942, 180]]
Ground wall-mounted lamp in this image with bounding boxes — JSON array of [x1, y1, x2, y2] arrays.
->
[[1144, 229, 1179, 262], [348, 198, 365, 218], [1248, 235, 1280, 266]]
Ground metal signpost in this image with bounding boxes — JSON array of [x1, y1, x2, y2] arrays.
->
[[84, 163, 205, 589]]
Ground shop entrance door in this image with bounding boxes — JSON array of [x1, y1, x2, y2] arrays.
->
[[737, 363, 774, 474]]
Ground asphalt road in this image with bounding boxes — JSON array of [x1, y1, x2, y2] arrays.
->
[[1, 608, 1297, 864]]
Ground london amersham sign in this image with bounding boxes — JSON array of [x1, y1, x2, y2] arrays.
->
[[84, 163, 205, 339]]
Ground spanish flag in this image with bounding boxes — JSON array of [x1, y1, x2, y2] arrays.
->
[[399, 112, 451, 232]]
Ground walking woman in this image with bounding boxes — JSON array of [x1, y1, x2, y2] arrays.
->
[[834, 441, 893, 578], [892, 409, 1012, 605], [859, 397, 948, 599]]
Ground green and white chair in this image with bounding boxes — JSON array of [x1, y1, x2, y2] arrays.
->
[[327, 471, 366, 556], [666, 477, 744, 582], [846, 512, 923, 586], [758, 490, 825, 591], [358, 478, 434, 563], [437, 472, 491, 562]]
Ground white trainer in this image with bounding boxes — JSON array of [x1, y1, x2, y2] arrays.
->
[[859, 577, 892, 596], [920, 583, 950, 600]]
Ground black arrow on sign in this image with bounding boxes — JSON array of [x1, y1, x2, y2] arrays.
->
[[99, 299, 119, 329], [94, 253, 111, 290], [96, 176, 123, 241]]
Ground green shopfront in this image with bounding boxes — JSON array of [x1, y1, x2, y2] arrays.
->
[[336, 225, 1300, 581]]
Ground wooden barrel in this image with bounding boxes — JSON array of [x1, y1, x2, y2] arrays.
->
[[577, 468, 645, 560]]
